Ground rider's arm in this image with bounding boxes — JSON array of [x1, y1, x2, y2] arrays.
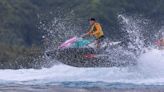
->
[[82, 26, 94, 37], [81, 30, 91, 37]]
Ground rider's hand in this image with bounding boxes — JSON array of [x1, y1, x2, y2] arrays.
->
[[81, 33, 88, 38], [80, 34, 85, 38]]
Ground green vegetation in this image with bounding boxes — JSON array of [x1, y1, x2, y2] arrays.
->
[[0, 0, 164, 68]]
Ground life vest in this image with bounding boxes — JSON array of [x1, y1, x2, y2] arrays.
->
[[88, 22, 104, 39]]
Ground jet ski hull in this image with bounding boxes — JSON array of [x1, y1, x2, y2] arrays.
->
[[46, 48, 136, 67]]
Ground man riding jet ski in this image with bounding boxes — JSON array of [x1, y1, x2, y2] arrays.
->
[[81, 18, 104, 48], [46, 18, 137, 67]]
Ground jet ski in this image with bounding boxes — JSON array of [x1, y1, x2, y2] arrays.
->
[[46, 37, 137, 67]]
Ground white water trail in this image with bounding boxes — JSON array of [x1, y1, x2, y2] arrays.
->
[[0, 50, 164, 85]]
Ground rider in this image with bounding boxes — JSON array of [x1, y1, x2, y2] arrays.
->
[[82, 18, 104, 48]]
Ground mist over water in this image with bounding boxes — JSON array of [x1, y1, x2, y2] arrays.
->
[[0, 15, 164, 88], [138, 49, 164, 79]]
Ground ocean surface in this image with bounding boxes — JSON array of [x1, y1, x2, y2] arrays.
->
[[0, 49, 164, 92]]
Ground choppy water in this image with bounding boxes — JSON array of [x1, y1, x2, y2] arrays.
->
[[0, 49, 164, 91]]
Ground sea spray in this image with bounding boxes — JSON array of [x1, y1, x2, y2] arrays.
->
[[118, 15, 146, 56], [137, 49, 164, 78], [0, 14, 160, 85]]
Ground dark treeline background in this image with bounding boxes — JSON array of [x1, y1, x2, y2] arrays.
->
[[0, 0, 164, 68]]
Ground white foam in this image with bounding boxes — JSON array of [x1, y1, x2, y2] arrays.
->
[[0, 49, 164, 85], [137, 49, 164, 78]]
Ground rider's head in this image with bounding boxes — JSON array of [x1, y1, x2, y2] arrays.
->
[[89, 18, 96, 25]]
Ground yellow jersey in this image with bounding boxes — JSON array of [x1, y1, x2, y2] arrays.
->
[[88, 22, 104, 39]]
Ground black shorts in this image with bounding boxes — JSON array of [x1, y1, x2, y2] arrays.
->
[[96, 35, 104, 43]]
